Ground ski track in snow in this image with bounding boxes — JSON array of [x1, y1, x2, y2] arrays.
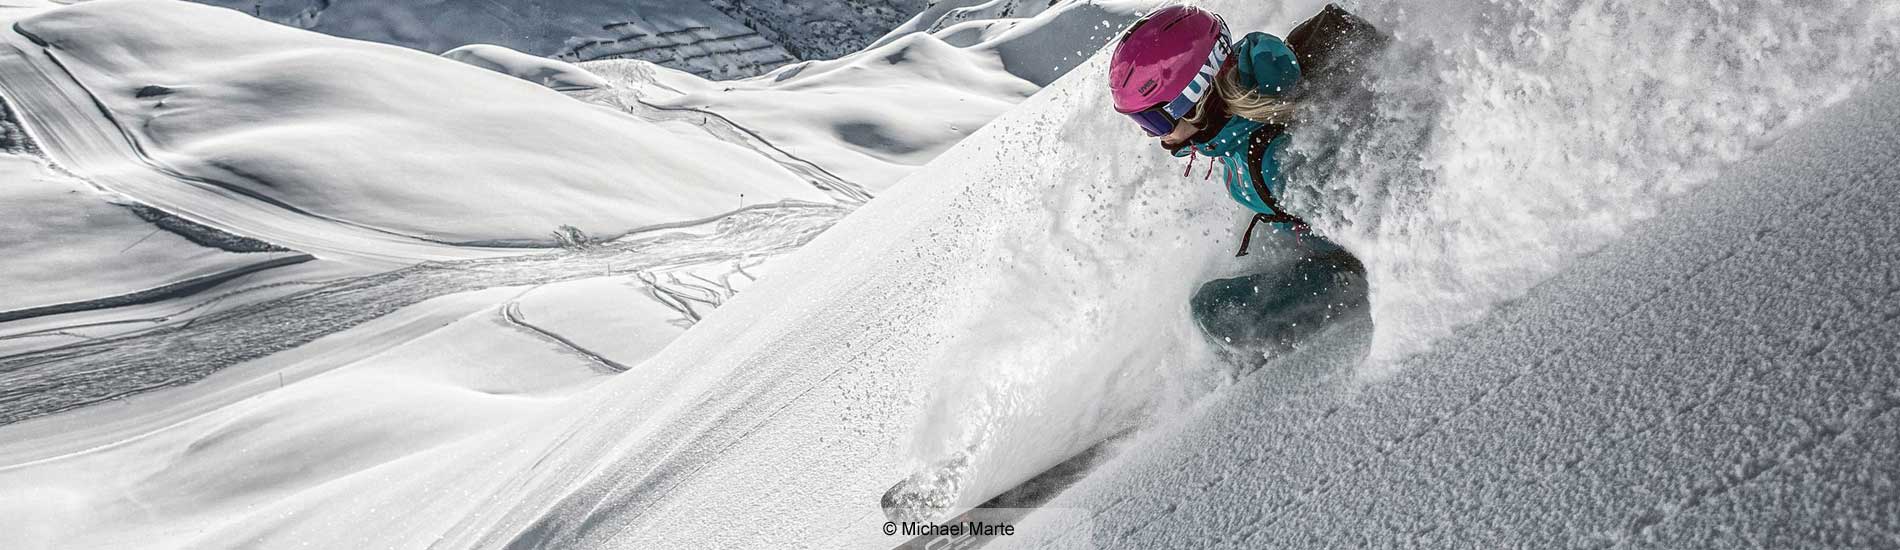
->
[[0, 254, 315, 324], [0, 203, 845, 426], [624, 97, 875, 204], [499, 296, 633, 374]]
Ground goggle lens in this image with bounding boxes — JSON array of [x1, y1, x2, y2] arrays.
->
[[1128, 108, 1176, 137]]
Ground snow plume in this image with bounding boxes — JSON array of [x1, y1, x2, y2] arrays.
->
[[896, 77, 1269, 509], [1270, 0, 1900, 369], [895, 0, 1900, 508]]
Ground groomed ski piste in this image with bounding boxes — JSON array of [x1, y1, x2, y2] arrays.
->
[[0, 0, 1897, 549]]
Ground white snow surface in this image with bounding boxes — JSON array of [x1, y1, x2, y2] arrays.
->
[[14, 0, 828, 244], [187, 0, 803, 79], [183, 0, 948, 80], [576, 0, 1149, 192], [592, 34, 1040, 194], [441, 44, 610, 91], [0, 0, 1897, 549], [874, 0, 1149, 86], [0, 145, 341, 358], [0, 286, 609, 550], [0, 0, 1129, 378], [0, 154, 265, 314]]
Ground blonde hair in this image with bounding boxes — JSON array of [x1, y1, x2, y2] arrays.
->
[[1215, 67, 1297, 124]]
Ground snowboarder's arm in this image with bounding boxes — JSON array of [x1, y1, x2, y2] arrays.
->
[[1258, 132, 1290, 199], [1246, 129, 1296, 203]]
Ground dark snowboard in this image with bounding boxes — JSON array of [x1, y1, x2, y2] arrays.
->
[[1192, 236, 1369, 364]]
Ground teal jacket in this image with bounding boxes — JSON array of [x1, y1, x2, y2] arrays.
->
[[1172, 32, 1302, 218]]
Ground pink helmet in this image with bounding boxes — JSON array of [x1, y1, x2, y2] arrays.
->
[[1108, 5, 1233, 136]]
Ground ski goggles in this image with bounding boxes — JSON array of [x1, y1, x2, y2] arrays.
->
[[1125, 27, 1233, 137]]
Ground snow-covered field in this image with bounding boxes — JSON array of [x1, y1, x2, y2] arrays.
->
[[0, 0, 1125, 368], [0, 0, 1897, 548], [186, 0, 931, 79], [569, 0, 1145, 194], [0, 154, 295, 316], [16, 0, 832, 244], [0, 0, 1139, 359]]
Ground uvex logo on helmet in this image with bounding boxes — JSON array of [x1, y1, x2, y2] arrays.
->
[[1107, 5, 1233, 136]]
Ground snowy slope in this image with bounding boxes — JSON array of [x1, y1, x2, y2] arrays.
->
[[1, 0, 1134, 257], [11, 0, 828, 245], [0, 96, 335, 357], [441, 44, 611, 91], [188, 0, 800, 79], [0, 0, 1133, 386], [0, 155, 286, 316], [0, 0, 1895, 549], [1008, 76, 1900, 550], [0, 286, 608, 550], [584, 35, 1040, 195], [186, 0, 934, 79], [576, 0, 1148, 193], [874, 0, 1138, 86]]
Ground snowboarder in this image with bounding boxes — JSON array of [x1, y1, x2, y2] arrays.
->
[[1107, 3, 1381, 260], [1111, 4, 1385, 359]]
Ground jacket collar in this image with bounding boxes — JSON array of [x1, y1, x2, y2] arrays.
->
[[1173, 114, 1265, 158]]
